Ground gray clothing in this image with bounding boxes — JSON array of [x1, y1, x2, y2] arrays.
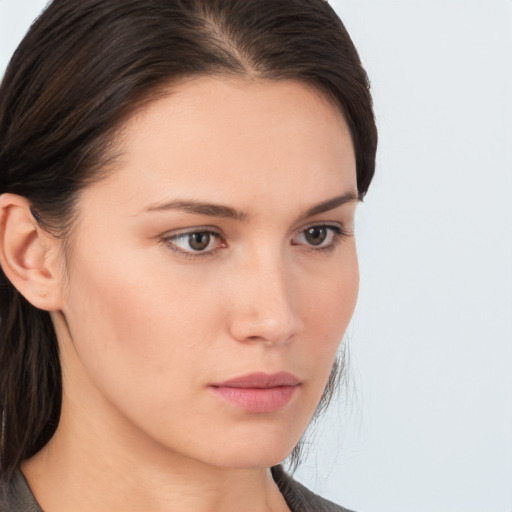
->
[[0, 470, 42, 512], [0, 465, 355, 512], [271, 465, 355, 512]]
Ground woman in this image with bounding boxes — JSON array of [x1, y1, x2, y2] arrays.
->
[[0, 0, 377, 510]]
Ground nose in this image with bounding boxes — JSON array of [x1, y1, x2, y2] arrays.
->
[[226, 254, 302, 345]]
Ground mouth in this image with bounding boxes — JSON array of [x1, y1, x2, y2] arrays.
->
[[208, 372, 301, 413]]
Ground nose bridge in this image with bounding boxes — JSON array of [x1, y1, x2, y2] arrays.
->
[[228, 245, 301, 344]]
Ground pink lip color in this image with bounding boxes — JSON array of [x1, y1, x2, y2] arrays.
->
[[209, 372, 300, 413]]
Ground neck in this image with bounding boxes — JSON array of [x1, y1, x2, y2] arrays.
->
[[22, 369, 290, 512], [21, 315, 291, 512], [22, 411, 290, 512]]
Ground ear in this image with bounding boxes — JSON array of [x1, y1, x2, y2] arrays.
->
[[0, 193, 63, 311]]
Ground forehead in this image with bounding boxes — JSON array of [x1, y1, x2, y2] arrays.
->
[[82, 77, 357, 217]]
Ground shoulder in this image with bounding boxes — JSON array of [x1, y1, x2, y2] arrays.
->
[[0, 470, 43, 512], [271, 465, 357, 512]]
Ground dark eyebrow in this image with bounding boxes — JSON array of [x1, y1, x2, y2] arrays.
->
[[145, 199, 247, 220], [144, 191, 359, 221], [302, 191, 360, 218]]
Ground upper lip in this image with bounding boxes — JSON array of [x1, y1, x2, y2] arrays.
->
[[211, 372, 300, 389]]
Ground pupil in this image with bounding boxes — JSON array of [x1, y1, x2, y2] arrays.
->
[[189, 232, 210, 251], [305, 227, 327, 246]]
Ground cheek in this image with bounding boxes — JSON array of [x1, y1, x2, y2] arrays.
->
[[302, 248, 359, 343], [61, 244, 217, 407], [294, 247, 359, 395]]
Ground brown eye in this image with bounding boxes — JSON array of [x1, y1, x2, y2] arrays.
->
[[292, 224, 344, 250], [304, 226, 328, 246], [165, 229, 224, 256], [188, 232, 211, 251]]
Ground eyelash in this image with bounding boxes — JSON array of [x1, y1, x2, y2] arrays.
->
[[161, 224, 349, 259], [292, 224, 348, 254], [162, 229, 225, 259]]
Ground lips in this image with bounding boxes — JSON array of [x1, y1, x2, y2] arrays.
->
[[209, 372, 300, 413], [212, 371, 300, 389]]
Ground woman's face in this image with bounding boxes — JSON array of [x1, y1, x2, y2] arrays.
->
[[53, 77, 358, 469]]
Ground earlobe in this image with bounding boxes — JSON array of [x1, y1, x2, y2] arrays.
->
[[0, 193, 63, 311]]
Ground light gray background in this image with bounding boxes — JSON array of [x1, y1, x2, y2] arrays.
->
[[1, 1, 511, 511]]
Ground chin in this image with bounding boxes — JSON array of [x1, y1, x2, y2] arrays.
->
[[193, 430, 300, 470], [206, 450, 291, 471]]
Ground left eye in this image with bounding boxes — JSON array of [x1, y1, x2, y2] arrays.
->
[[165, 230, 224, 254], [292, 225, 340, 248]]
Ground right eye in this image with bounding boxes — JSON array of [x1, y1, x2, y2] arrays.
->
[[162, 229, 226, 257]]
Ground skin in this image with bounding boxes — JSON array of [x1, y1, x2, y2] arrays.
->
[[12, 77, 359, 511]]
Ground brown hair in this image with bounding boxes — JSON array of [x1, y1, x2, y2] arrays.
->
[[0, 0, 377, 478]]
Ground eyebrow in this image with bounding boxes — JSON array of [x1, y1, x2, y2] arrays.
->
[[144, 191, 359, 221], [302, 191, 359, 217], [145, 199, 247, 220]]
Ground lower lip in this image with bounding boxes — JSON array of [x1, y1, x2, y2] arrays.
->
[[209, 385, 298, 413]]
